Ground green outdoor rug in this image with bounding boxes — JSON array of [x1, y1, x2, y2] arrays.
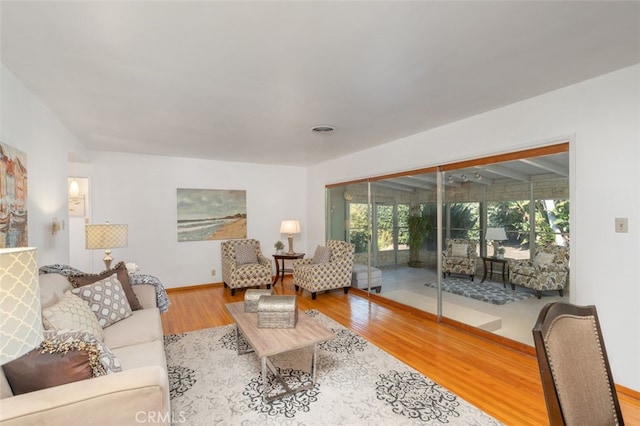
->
[[426, 278, 534, 305]]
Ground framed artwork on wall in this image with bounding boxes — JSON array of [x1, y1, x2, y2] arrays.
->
[[68, 196, 86, 217], [176, 188, 247, 242], [0, 141, 28, 248]]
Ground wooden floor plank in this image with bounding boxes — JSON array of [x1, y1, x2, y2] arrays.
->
[[160, 278, 640, 425]]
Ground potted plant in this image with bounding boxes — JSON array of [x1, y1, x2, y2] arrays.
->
[[497, 247, 506, 259], [274, 240, 284, 254], [408, 215, 430, 267]]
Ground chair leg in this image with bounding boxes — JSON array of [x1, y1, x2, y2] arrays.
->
[[536, 290, 542, 299], [470, 275, 474, 282], [266, 284, 271, 289], [559, 289, 564, 297], [294, 285, 299, 291], [343, 287, 349, 294], [311, 292, 317, 300], [231, 288, 236, 296]]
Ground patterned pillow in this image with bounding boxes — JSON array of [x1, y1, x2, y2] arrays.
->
[[2, 329, 121, 395], [312, 245, 331, 264], [71, 275, 132, 328], [236, 244, 258, 265], [42, 291, 104, 341], [451, 243, 468, 257], [69, 261, 142, 311], [534, 252, 556, 267]]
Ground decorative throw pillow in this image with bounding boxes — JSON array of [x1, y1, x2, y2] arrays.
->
[[42, 329, 122, 374], [42, 291, 104, 341], [534, 252, 556, 267], [2, 329, 121, 395], [69, 261, 142, 311], [451, 243, 468, 257], [236, 244, 258, 265], [70, 275, 132, 328], [312, 245, 331, 264]]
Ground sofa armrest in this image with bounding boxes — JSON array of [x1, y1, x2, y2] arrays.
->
[[132, 284, 158, 309], [0, 366, 169, 426]]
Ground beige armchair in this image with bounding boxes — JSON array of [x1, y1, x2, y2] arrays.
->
[[293, 240, 355, 300], [442, 238, 478, 281], [221, 239, 272, 296], [509, 245, 569, 299]]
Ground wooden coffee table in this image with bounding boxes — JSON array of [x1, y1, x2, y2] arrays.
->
[[225, 301, 335, 403]]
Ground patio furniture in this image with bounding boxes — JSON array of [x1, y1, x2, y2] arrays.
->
[[442, 238, 479, 281], [509, 245, 569, 299]]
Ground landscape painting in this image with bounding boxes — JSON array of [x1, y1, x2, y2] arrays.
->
[[0, 141, 28, 248], [177, 188, 247, 242]]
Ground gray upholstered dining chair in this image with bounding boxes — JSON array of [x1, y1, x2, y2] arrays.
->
[[532, 302, 624, 425]]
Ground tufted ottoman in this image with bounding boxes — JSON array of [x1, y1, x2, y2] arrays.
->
[[351, 264, 382, 293]]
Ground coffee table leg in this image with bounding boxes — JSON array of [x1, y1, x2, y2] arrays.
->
[[262, 356, 267, 404], [311, 343, 317, 384]]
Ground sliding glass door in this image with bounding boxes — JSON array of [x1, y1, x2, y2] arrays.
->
[[326, 144, 570, 347]]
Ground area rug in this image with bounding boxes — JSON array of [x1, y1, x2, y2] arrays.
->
[[165, 310, 501, 425], [425, 278, 534, 305]]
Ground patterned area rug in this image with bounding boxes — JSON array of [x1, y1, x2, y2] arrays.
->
[[425, 278, 534, 305], [165, 310, 501, 425]]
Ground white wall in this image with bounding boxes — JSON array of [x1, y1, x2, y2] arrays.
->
[[307, 64, 640, 390], [69, 152, 306, 288], [0, 64, 86, 266]]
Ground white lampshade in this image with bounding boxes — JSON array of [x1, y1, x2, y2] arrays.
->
[[0, 247, 43, 365], [485, 227, 507, 241], [280, 220, 300, 235]]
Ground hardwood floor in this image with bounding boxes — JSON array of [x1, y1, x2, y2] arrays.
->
[[161, 278, 640, 425]]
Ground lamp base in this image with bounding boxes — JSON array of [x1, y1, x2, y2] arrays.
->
[[491, 241, 500, 257], [103, 250, 113, 270], [287, 234, 294, 255]]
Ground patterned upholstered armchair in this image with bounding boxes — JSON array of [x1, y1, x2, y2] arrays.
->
[[293, 240, 355, 300], [221, 239, 272, 296], [509, 245, 569, 299], [442, 238, 478, 281]]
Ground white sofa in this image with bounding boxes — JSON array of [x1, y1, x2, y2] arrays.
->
[[0, 272, 170, 426]]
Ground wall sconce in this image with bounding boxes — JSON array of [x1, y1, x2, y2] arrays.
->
[[51, 218, 62, 235], [447, 175, 454, 184], [475, 172, 482, 180], [461, 174, 468, 182]]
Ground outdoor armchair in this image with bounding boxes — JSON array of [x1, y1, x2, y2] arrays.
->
[[442, 238, 478, 281], [509, 245, 569, 299]]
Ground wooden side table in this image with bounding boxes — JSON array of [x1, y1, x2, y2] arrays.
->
[[481, 256, 510, 288], [272, 253, 305, 285]]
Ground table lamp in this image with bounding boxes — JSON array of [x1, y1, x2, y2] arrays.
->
[[0, 247, 43, 365], [85, 222, 128, 270], [280, 220, 300, 255], [485, 227, 507, 257]]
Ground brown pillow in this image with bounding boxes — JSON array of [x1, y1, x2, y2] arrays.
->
[[3, 349, 93, 395], [69, 262, 142, 310]]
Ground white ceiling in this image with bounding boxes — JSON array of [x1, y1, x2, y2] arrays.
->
[[1, 1, 639, 166]]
